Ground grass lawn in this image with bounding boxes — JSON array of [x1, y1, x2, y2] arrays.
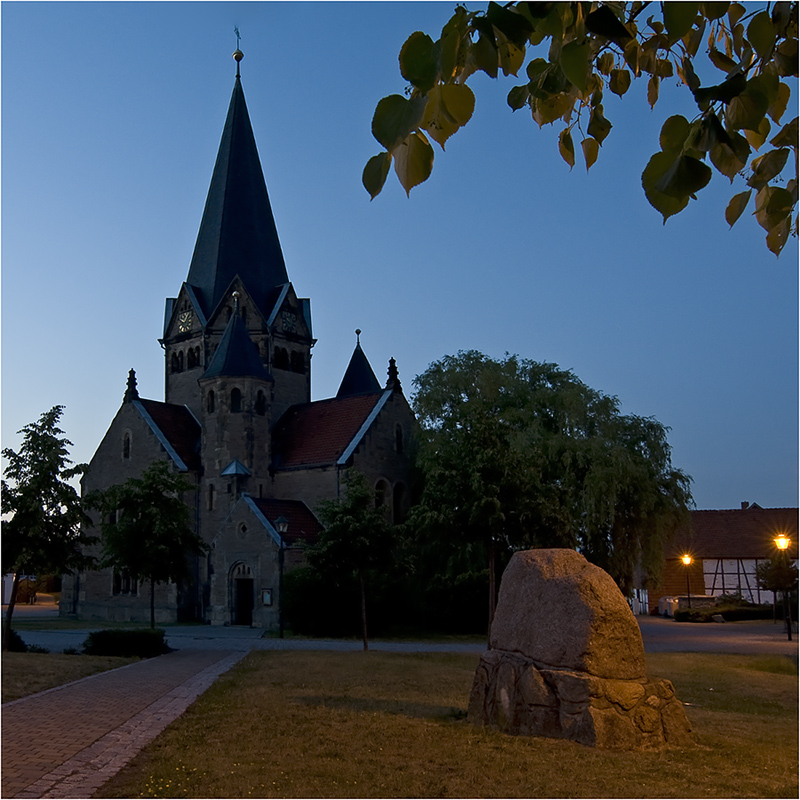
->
[[1, 652, 139, 703], [97, 650, 798, 799]]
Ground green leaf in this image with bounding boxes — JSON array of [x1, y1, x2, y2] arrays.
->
[[560, 40, 591, 91], [726, 80, 769, 131], [659, 115, 691, 156], [754, 185, 794, 232], [743, 116, 771, 150], [708, 47, 738, 73], [393, 131, 434, 196], [647, 75, 660, 108], [439, 7, 469, 80], [727, 3, 746, 28], [495, 26, 525, 77], [531, 93, 574, 127], [701, 3, 731, 21], [362, 152, 392, 200], [581, 137, 600, 171], [587, 104, 612, 143], [765, 213, 791, 257], [654, 154, 713, 199], [770, 116, 799, 148], [725, 190, 751, 226], [768, 82, 791, 124], [693, 72, 747, 109], [597, 52, 615, 75], [399, 32, 440, 92], [421, 84, 475, 149], [371, 95, 426, 152], [507, 85, 530, 110], [473, 33, 499, 79], [585, 5, 633, 45], [664, 2, 700, 45], [558, 128, 575, 169], [609, 68, 632, 97], [642, 152, 691, 221], [747, 11, 776, 59], [748, 148, 790, 190]]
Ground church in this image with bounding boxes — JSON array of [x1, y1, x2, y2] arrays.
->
[[60, 51, 416, 628]]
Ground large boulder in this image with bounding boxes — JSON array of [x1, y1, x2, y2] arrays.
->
[[490, 549, 646, 680], [469, 549, 692, 750]]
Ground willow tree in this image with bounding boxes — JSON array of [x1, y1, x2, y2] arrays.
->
[[411, 351, 692, 626], [364, 2, 797, 256]]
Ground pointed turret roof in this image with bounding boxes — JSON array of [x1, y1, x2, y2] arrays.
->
[[186, 75, 288, 320], [203, 301, 269, 380], [337, 332, 381, 398]]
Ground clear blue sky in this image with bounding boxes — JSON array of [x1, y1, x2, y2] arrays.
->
[[2, 2, 797, 511]]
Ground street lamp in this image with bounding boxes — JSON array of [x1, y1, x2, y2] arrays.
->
[[774, 535, 792, 642], [275, 517, 289, 640], [681, 554, 693, 610]]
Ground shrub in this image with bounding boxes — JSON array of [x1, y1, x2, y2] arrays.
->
[[82, 628, 170, 658], [4, 629, 29, 652]]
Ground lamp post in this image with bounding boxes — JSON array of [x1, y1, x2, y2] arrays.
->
[[275, 516, 289, 640], [774, 535, 792, 642], [681, 554, 693, 610]]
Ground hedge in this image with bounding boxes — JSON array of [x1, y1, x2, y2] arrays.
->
[[82, 628, 170, 658]]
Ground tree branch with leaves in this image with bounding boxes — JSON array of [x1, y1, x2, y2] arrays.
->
[[364, 2, 797, 256]]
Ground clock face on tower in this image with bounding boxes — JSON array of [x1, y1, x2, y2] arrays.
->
[[177, 310, 193, 333], [281, 310, 297, 332]]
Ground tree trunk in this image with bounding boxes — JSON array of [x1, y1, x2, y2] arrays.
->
[[359, 570, 368, 651], [150, 579, 156, 629], [487, 537, 496, 649], [2, 572, 21, 651]]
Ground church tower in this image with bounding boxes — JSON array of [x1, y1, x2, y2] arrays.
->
[[160, 51, 313, 424]]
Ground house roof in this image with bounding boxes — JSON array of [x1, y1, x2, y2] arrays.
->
[[185, 76, 288, 320], [249, 497, 323, 546], [202, 306, 269, 380], [667, 505, 799, 560], [136, 399, 201, 472], [272, 391, 389, 469], [337, 340, 381, 398]]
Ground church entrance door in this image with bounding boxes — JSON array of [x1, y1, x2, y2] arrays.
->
[[231, 563, 254, 626]]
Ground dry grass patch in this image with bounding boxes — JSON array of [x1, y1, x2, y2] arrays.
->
[[99, 650, 797, 799], [2, 652, 139, 703]]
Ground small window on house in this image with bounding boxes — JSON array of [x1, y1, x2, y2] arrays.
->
[[187, 348, 196, 369], [123, 433, 131, 460], [241, 307, 248, 324], [171, 352, 182, 373], [112, 570, 138, 596], [375, 479, 390, 509], [274, 347, 289, 370], [290, 350, 306, 374], [256, 390, 266, 416], [231, 388, 242, 413], [208, 484, 215, 511], [207, 390, 216, 413]]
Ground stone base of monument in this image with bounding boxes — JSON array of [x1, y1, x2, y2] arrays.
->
[[468, 649, 692, 750], [468, 549, 693, 751]]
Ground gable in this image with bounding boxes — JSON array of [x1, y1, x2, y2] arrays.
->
[[272, 392, 389, 469], [135, 399, 201, 471]]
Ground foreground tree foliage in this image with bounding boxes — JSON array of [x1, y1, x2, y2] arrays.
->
[[410, 351, 692, 626], [309, 471, 394, 650], [1, 406, 95, 650], [365, 2, 798, 256], [88, 461, 207, 628]]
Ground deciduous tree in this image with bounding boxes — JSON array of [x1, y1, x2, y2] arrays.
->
[[365, 2, 797, 256], [88, 461, 207, 628], [411, 351, 692, 629], [1, 406, 95, 650], [310, 471, 394, 650]]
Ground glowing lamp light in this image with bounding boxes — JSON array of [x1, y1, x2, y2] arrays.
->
[[775, 534, 790, 551], [681, 554, 692, 566]]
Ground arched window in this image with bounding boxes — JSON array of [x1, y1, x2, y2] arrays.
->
[[208, 484, 215, 511], [274, 347, 289, 370], [374, 479, 390, 509], [187, 348, 196, 369], [230, 388, 242, 413], [256, 390, 267, 416], [207, 390, 216, 413], [171, 352, 183, 373], [291, 350, 306, 374], [122, 432, 131, 459]]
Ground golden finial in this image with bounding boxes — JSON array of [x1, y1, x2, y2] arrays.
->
[[233, 27, 243, 77]]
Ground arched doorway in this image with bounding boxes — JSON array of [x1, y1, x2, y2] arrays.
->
[[231, 562, 254, 626]]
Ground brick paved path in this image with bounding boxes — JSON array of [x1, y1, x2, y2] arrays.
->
[[2, 649, 245, 799]]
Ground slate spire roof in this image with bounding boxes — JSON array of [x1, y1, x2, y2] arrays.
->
[[203, 299, 269, 380], [185, 75, 288, 320], [336, 331, 381, 398]]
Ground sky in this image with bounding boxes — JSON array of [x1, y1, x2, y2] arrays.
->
[[1, 1, 798, 511]]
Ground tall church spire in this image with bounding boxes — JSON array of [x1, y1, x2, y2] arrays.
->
[[185, 53, 288, 320]]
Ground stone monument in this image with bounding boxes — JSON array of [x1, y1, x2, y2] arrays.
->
[[468, 549, 692, 750]]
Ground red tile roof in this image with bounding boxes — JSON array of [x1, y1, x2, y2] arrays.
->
[[251, 498, 323, 546], [667, 505, 798, 560], [138, 399, 201, 471], [272, 393, 384, 468]]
